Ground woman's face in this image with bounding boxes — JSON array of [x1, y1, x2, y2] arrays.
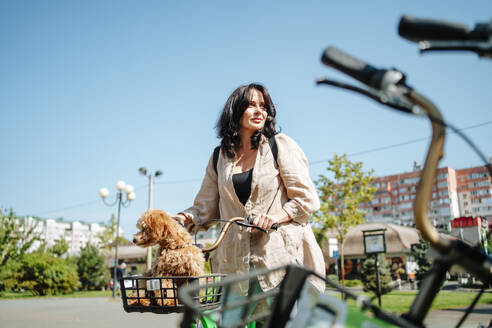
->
[[240, 88, 267, 135]]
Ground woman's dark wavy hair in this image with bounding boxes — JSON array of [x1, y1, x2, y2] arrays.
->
[[216, 83, 278, 158]]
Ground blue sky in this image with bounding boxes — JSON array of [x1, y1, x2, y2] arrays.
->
[[1, 1, 491, 239]]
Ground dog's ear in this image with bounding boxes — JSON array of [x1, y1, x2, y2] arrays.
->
[[163, 214, 194, 248], [146, 210, 165, 241]]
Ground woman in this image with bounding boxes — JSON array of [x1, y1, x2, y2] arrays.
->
[[176, 83, 325, 293]]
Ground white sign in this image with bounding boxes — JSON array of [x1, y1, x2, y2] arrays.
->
[[124, 279, 134, 289], [146, 279, 161, 291], [364, 234, 385, 254]]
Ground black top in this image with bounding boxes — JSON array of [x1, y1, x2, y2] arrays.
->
[[233, 168, 253, 205]]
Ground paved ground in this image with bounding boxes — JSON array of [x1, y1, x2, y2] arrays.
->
[[0, 296, 490, 327], [424, 305, 492, 328], [0, 297, 182, 328]]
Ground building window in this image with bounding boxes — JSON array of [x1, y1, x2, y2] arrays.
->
[[400, 177, 420, 185], [440, 207, 451, 215], [469, 181, 490, 188], [439, 190, 449, 197], [438, 181, 448, 188], [399, 202, 412, 209], [468, 172, 488, 179], [381, 197, 391, 204], [437, 173, 448, 180]]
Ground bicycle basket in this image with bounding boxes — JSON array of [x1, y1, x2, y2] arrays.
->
[[179, 265, 321, 328], [120, 274, 226, 314]]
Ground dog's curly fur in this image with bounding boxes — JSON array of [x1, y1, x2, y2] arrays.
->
[[131, 209, 205, 306]]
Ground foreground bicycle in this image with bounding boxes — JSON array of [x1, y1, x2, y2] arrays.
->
[[178, 15, 492, 328]]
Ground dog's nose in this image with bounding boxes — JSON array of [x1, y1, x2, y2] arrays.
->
[[132, 238, 136, 243]]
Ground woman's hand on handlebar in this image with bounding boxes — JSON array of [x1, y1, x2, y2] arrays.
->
[[175, 213, 198, 233], [251, 209, 291, 231]]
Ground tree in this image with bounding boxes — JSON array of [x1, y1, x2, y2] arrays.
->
[[411, 237, 432, 287], [48, 239, 70, 257], [97, 214, 130, 250], [77, 244, 109, 290], [3, 252, 79, 296], [313, 153, 376, 287], [0, 208, 41, 267], [360, 254, 392, 298]]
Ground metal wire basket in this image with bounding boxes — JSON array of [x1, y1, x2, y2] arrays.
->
[[178, 265, 320, 328], [120, 274, 226, 314]]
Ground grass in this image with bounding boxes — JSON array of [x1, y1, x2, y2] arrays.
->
[[0, 290, 113, 299], [344, 290, 492, 314]]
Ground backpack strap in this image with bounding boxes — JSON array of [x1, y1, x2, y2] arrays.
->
[[213, 145, 221, 175], [269, 135, 279, 168], [212, 135, 278, 174]]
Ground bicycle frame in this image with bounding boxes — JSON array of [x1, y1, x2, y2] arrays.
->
[[401, 90, 492, 326]]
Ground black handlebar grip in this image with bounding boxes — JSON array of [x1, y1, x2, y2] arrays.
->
[[321, 46, 387, 90], [398, 15, 471, 42]]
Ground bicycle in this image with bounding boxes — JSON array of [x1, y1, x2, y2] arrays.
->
[[119, 217, 275, 327], [178, 15, 492, 328]]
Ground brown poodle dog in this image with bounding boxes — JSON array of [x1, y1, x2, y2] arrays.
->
[[131, 209, 205, 306]]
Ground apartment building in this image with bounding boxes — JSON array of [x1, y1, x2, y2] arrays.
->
[[362, 164, 491, 229], [456, 165, 492, 218], [27, 217, 111, 256]]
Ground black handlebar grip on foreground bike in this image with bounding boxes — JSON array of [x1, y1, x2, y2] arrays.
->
[[321, 46, 388, 90], [398, 15, 472, 42]]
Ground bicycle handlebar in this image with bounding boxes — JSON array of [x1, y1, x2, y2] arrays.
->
[[398, 15, 475, 42], [322, 46, 388, 90], [321, 46, 407, 91], [398, 15, 492, 58]]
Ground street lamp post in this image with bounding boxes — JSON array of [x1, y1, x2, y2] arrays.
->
[[99, 181, 136, 298], [363, 228, 387, 307], [139, 167, 163, 270]]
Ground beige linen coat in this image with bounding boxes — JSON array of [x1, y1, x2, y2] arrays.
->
[[180, 133, 325, 292]]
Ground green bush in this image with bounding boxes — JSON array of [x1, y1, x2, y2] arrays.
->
[[327, 274, 339, 282], [360, 254, 392, 296], [412, 237, 432, 287], [5, 252, 79, 296], [345, 279, 363, 287], [0, 259, 22, 294], [76, 244, 108, 291]]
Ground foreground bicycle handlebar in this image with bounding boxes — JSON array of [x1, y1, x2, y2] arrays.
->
[[318, 45, 492, 327], [398, 15, 492, 58]]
